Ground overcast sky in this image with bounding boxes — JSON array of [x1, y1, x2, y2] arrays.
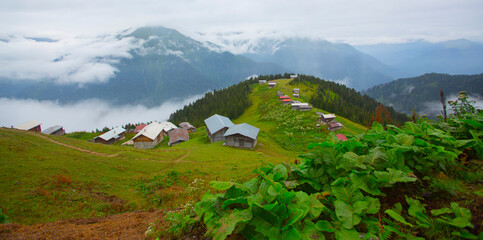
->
[[1, 0, 482, 44]]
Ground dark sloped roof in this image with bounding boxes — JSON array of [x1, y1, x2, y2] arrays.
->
[[168, 128, 189, 145], [223, 123, 260, 140], [42, 125, 63, 135], [204, 114, 234, 134]]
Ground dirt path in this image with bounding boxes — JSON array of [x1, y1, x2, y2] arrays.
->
[[175, 150, 191, 163], [0, 210, 164, 240], [29, 132, 119, 157]]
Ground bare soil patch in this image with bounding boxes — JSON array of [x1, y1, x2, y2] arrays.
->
[[0, 210, 164, 240]]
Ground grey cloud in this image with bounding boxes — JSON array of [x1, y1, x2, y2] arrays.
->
[[0, 94, 203, 132], [0, 35, 141, 85]]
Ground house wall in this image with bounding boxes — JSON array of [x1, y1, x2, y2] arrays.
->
[[95, 138, 115, 145], [133, 134, 163, 149], [207, 127, 229, 143], [225, 134, 256, 149], [51, 129, 65, 136], [29, 125, 41, 132]]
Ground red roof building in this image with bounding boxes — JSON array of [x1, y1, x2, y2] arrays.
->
[[134, 124, 147, 133], [336, 134, 348, 141]]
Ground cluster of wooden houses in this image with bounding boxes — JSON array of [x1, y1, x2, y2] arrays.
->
[[92, 121, 196, 149], [14, 120, 65, 136], [259, 79, 344, 132], [204, 114, 259, 149], [317, 112, 343, 131]]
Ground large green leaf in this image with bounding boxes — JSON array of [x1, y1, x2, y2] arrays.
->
[[315, 220, 336, 232], [210, 181, 235, 190], [374, 168, 417, 186], [365, 196, 381, 214], [335, 228, 360, 240], [338, 152, 366, 171], [364, 147, 389, 169], [298, 220, 325, 240], [395, 134, 415, 146], [350, 171, 381, 195], [212, 208, 252, 240], [331, 179, 364, 204], [273, 164, 289, 181], [222, 197, 248, 209], [385, 209, 413, 227], [335, 200, 362, 229]]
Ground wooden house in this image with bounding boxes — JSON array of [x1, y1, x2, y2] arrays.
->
[[93, 127, 126, 144], [134, 124, 147, 133], [279, 95, 290, 101], [293, 88, 300, 94], [15, 120, 41, 132], [293, 93, 300, 98], [291, 102, 308, 110], [168, 128, 190, 146], [223, 123, 260, 149], [298, 105, 313, 111], [159, 121, 177, 136], [290, 74, 298, 79], [42, 125, 65, 136], [317, 113, 336, 124], [204, 114, 234, 143], [258, 80, 267, 84], [282, 98, 292, 105], [132, 122, 164, 149], [179, 122, 197, 133], [268, 81, 277, 88], [328, 122, 343, 131]]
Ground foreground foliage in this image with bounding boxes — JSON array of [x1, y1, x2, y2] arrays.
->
[[168, 112, 482, 239]]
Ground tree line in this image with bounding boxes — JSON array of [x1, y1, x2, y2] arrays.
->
[[290, 74, 409, 126], [168, 80, 253, 127]]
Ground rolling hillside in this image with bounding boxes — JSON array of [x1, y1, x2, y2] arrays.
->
[[0, 79, 369, 226]]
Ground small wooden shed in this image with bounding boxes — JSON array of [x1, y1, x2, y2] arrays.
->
[[179, 122, 197, 133], [268, 81, 277, 88], [317, 113, 336, 124], [293, 93, 300, 98], [223, 123, 260, 149], [93, 127, 126, 144], [132, 122, 164, 149], [15, 120, 41, 132], [259, 80, 267, 84], [168, 128, 190, 146], [328, 122, 343, 131], [290, 74, 298, 79], [204, 114, 234, 143], [298, 105, 313, 111], [293, 88, 300, 94], [42, 125, 65, 136]]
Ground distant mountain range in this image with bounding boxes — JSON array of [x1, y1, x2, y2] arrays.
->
[[363, 73, 483, 117], [355, 39, 483, 78], [0, 26, 284, 106], [241, 38, 395, 90], [1, 26, 482, 106]]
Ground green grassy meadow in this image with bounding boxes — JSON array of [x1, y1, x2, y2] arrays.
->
[[0, 79, 368, 224]]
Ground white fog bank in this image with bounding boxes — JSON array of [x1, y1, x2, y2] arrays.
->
[[0, 95, 203, 132]]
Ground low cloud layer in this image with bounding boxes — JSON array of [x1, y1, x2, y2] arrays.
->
[[0, 35, 141, 85], [0, 94, 203, 132], [421, 94, 483, 118]]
